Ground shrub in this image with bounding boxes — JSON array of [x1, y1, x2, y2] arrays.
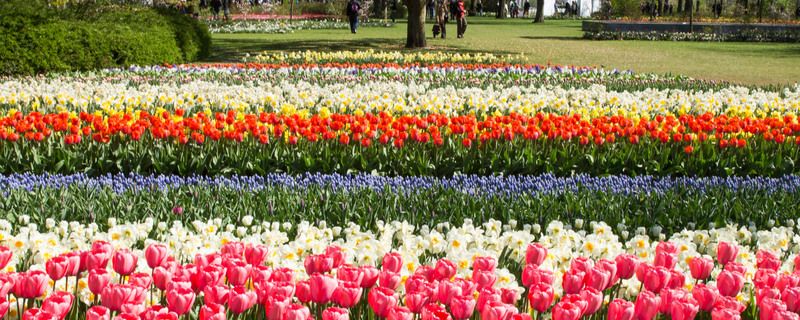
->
[[0, 0, 210, 75]]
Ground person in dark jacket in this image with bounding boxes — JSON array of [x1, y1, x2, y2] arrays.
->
[[455, 0, 467, 38], [346, 0, 361, 33]]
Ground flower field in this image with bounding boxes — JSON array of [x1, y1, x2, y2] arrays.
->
[[0, 50, 798, 320], [206, 20, 395, 34]]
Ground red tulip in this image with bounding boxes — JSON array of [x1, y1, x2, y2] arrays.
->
[[244, 244, 269, 266], [689, 257, 714, 281], [717, 270, 744, 297], [330, 280, 361, 308], [757, 250, 782, 271], [754, 269, 778, 289], [713, 296, 745, 313], [692, 284, 718, 311], [86, 250, 110, 270], [42, 291, 73, 320], [480, 301, 516, 320], [62, 252, 81, 277], [615, 254, 638, 280], [669, 298, 699, 320], [224, 259, 251, 287], [0, 273, 14, 297], [562, 269, 585, 294], [607, 299, 634, 320], [0, 297, 8, 319], [264, 294, 291, 320], [152, 266, 174, 291], [283, 303, 311, 320], [0, 246, 12, 270], [451, 295, 477, 320], [337, 265, 364, 284], [23, 308, 58, 320], [14, 270, 48, 299], [46, 256, 70, 282], [641, 265, 670, 294], [87, 306, 110, 320], [711, 308, 741, 320], [717, 242, 739, 266], [783, 286, 800, 313], [525, 243, 547, 266], [221, 242, 245, 259], [323, 307, 350, 320], [166, 286, 196, 315], [584, 266, 612, 291], [304, 253, 334, 275], [112, 249, 138, 276], [368, 287, 398, 318], [510, 314, 532, 320], [101, 284, 145, 312], [88, 269, 111, 295], [472, 270, 497, 290], [433, 259, 457, 281], [473, 257, 498, 272], [113, 313, 138, 320], [527, 283, 554, 313], [382, 252, 403, 273], [387, 306, 412, 320], [436, 280, 462, 305], [633, 290, 660, 320], [654, 242, 678, 269], [199, 303, 226, 320], [500, 288, 520, 305], [423, 303, 453, 320], [570, 257, 594, 273]]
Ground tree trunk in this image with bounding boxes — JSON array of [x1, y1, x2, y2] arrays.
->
[[533, 0, 544, 21], [497, 0, 507, 17], [677, 0, 683, 12], [405, 0, 427, 48]]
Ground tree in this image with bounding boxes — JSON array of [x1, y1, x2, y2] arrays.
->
[[497, 0, 507, 17], [405, 0, 427, 48], [533, 0, 544, 22]]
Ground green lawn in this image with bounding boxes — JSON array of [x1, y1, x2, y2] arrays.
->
[[210, 18, 800, 85]]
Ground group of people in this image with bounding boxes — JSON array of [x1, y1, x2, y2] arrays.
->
[[554, 0, 579, 16], [432, 0, 468, 38], [508, 0, 531, 17]]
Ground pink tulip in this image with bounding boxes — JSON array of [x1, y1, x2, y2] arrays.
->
[[264, 294, 291, 320], [521, 265, 549, 287], [423, 303, 453, 320], [86, 250, 110, 271], [654, 242, 678, 269], [615, 254, 638, 280], [23, 308, 58, 320], [62, 252, 81, 277], [360, 265, 380, 288], [268, 267, 293, 282], [42, 291, 73, 320], [717, 270, 745, 297], [689, 256, 714, 280], [337, 265, 364, 284], [0, 297, 8, 319], [382, 252, 403, 273], [783, 287, 800, 313], [0, 246, 12, 270], [584, 266, 612, 291], [477, 288, 502, 313], [332, 280, 362, 308], [92, 241, 114, 254], [120, 303, 144, 317], [451, 295, 477, 319], [295, 279, 311, 304], [128, 272, 152, 288], [199, 303, 226, 320], [227, 286, 257, 314], [141, 305, 170, 320], [323, 307, 350, 320], [145, 244, 168, 269], [88, 269, 111, 295], [87, 306, 110, 320], [405, 274, 433, 294], [379, 271, 402, 290], [194, 253, 221, 268], [310, 273, 338, 304], [368, 287, 398, 318], [166, 286, 196, 315], [758, 288, 781, 307], [473, 257, 498, 272], [562, 269, 585, 294], [283, 304, 311, 320], [433, 259, 457, 281], [717, 242, 739, 266], [552, 301, 583, 320], [480, 301, 516, 320], [436, 280, 463, 305], [757, 250, 782, 271], [580, 287, 603, 315], [101, 284, 145, 312], [472, 270, 497, 290], [692, 284, 718, 311], [633, 290, 660, 320], [760, 298, 787, 320], [525, 243, 547, 266], [527, 283, 554, 313], [404, 292, 430, 313], [776, 274, 800, 293], [608, 299, 634, 320], [668, 269, 686, 289], [0, 273, 14, 297], [387, 306, 412, 320], [112, 313, 138, 320], [221, 242, 245, 258], [669, 298, 699, 320], [642, 265, 670, 294], [755, 269, 778, 289], [244, 244, 268, 266], [713, 295, 745, 313], [500, 288, 520, 305], [724, 262, 746, 275], [711, 308, 741, 320], [46, 256, 70, 282], [202, 284, 229, 306], [511, 314, 532, 320], [112, 249, 138, 276], [225, 259, 251, 287], [14, 270, 48, 299], [325, 246, 345, 268], [152, 312, 179, 320], [304, 254, 334, 275]]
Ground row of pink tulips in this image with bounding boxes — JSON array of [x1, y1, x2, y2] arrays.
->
[[0, 240, 797, 320]]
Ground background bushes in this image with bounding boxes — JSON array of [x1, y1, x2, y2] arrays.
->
[[0, 0, 210, 75]]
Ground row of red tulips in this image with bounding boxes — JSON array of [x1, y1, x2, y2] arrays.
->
[[0, 239, 797, 320], [2, 111, 800, 148]]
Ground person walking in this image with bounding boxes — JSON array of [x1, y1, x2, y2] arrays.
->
[[456, 0, 467, 38], [210, 0, 222, 19], [523, 0, 531, 17], [222, 0, 232, 21], [476, 0, 483, 15], [435, 0, 448, 38], [346, 0, 361, 34]]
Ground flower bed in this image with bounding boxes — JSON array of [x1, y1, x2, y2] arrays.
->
[[206, 20, 395, 34], [0, 219, 794, 320]]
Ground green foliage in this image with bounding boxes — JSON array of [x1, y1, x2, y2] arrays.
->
[[611, 0, 642, 19], [0, 0, 210, 75], [3, 183, 798, 233], [271, 0, 348, 16]]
